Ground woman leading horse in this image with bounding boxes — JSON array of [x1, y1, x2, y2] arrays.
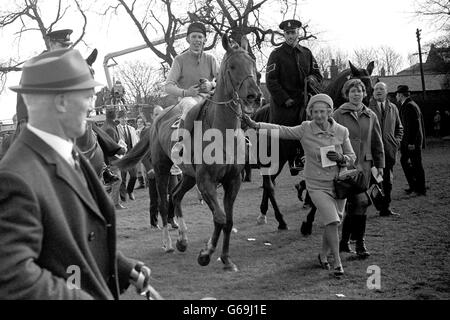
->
[[116, 34, 260, 272]]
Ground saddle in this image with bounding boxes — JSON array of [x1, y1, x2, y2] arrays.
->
[[171, 99, 208, 135]]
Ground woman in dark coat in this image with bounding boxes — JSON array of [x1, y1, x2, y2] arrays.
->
[[333, 79, 385, 258]]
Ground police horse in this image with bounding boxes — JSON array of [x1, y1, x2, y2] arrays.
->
[[116, 35, 260, 272], [252, 61, 374, 234]]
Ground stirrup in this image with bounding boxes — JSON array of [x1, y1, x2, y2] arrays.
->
[[171, 118, 181, 128], [171, 142, 184, 159]]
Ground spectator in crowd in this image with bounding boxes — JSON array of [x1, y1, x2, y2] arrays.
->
[[333, 79, 384, 258], [135, 116, 147, 189], [116, 110, 139, 201], [101, 107, 126, 210], [243, 93, 356, 277], [0, 49, 152, 299], [368, 82, 403, 216], [396, 85, 427, 196]]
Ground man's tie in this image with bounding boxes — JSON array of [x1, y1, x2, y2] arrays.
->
[[72, 148, 87, 187]]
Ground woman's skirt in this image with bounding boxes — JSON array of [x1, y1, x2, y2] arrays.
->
[[306, 179, 346, 226]]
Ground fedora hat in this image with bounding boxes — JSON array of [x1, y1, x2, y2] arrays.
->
[[395, 85, 410, 94], [9, 49, 103, 94]]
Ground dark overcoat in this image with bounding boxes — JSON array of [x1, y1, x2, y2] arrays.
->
[[399, 97, 426, 150], [0, 128, 137, 299], [368, 98, 404, 167], [266, 42, 322, 126]]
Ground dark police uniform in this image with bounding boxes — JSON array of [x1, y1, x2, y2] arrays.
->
[[266, 19, 322, 171]]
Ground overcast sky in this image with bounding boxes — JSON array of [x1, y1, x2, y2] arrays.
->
[[0, 0, 438, 121]]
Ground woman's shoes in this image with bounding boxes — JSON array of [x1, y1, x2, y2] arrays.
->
[[318, 254, 330, 270], [334, 265, 344, 277]]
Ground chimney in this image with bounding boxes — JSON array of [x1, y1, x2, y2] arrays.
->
[[330, 59, 338, 79]]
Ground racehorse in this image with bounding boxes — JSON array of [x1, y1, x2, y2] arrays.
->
[[326, 61, 375, 109], [252, 60, 375, 233], [116, 35, 261, 272], [75, 121, 105, 177]]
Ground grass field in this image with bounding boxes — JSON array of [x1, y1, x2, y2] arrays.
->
[[118, 138, 450, 300]]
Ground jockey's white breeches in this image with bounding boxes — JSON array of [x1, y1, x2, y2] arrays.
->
[[178, 94, 209, 121]]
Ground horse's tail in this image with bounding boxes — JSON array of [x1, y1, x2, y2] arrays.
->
[[114, 129, 150, 170]]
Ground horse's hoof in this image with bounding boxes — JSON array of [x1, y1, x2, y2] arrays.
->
[[256, 214, 267, 225], [278, 223, 288, 230], [221, 258, 239, 272], [197, 250, 211, 266], [176, 239, 188, 252], [300, 221, 312, 236], [163, 246, 175, 253]]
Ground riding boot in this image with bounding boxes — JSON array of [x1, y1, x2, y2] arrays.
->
[[354, 215, 370, 258], [339, 213, 355, 253], [136, 176, 145, 189]]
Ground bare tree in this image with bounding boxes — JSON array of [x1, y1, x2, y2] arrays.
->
[[415, 0, 450, 30], [0, 0, 89, 92], [352, 47, 379, 73], [115, 60, 165, 104], [103, 0, 315, 71], [312, 46, 349, 76], [377, 46, 404, 75]]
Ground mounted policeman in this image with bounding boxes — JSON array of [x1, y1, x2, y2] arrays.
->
[[266, 19, 323, 173]]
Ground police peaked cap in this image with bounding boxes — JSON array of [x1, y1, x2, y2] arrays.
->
[[46, 29, 73, 44], [279, 19, 302, 31]]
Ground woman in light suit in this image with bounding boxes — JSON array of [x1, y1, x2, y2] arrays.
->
[[244, 94, 356, 276]]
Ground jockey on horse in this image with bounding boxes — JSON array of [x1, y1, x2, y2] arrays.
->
[[167, 22, 220, 157]]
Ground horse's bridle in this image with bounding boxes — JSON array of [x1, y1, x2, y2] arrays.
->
[[204, 51, 257, 121]]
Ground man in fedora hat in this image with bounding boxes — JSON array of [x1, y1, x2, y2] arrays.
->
[[266, 19, 322, 175], [396, 85, 427, 196], [0, 49, 153, 299], [13, 29, 74, 127], [166, 21, 219, 156]]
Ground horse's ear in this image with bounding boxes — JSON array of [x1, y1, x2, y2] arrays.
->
[[349, 61, 358, 76], [240, 36, 249, 51], [222, 34, 231, 52], [366, 61, 375, 76]]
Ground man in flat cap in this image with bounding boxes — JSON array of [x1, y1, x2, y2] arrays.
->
[[266, 19, 322, 175], [166, 21, 219, 156], [396, 85, 427, 196], [0, 49, 154, 299]]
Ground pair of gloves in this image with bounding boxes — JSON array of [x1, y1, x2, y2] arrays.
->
[[129, 262, 152, 295]]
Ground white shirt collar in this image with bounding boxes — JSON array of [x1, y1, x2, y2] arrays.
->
[[27, 123, 75, 167]]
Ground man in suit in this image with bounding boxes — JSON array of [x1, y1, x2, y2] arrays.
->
[[101, 107, 126, 210], [369, 82, 404, 216], [117, 110, 139, 201], [0, 49, 152, 299], [396, 85, 427, 196], [266, 19, 322, 174]]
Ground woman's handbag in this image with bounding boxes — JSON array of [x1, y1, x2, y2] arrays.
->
[[334, 168, 367, 199]]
